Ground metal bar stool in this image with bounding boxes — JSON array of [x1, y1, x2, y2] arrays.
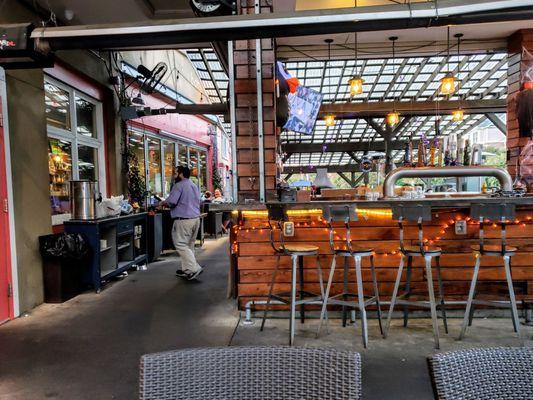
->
[[260, 204, 326, 346], [385, 205, 448, 349], [317, 205, 383, 348], [459, 203, 521, 340]]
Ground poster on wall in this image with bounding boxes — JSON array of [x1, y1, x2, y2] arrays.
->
[[283, 85, 323, 135]]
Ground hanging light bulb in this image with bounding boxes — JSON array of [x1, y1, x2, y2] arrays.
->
[[348, 2, 364, 97], [387, 36, 400, 127], [452, 108, 464, 121], [386, 111, 400, 126], [348, 75, 364, 96], [325, 114, 336, 127], [440, 73, 456, 95], [439, 26, 456, 95]]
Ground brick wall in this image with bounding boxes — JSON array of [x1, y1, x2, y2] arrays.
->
[[233, 0, 278, 201], [507, 29, 533, 177]]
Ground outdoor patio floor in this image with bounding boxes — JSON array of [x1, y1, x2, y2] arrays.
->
[[0, 236, 531, 400]]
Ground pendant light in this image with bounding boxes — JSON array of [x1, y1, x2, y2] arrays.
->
[[452, 33, 465, 121], [348, 0, 364, 97], [386, 36, 400, 126], [324, 38, 335, 127], [440, 26, 456, 95]]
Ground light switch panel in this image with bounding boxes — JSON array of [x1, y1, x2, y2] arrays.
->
[[455, 220, 467, 235], [283, 221, 294, 237]]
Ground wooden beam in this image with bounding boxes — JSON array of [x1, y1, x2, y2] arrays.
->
[[318, 99, 505, 119], [283, 164, 360, 173], [281, 140, 417, 154], [485, 113, 507, 135]]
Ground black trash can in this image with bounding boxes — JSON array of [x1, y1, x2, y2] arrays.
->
[[39, 233, 89, 303]]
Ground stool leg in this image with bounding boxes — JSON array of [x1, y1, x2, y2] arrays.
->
[[468, 290, 476, 326], [342, 256, 349, 327], [299, 255, 305, 324], [354, 255, 368, 348], [403, 256, 413, 328], [503, 255, 521, 337], [261, 254, 281, 331], [289, 254, 298, 346], [435, 256, 448, 334], [385, 255, 404, 338], [459, 253, 481, 340], [317, 255, 336, 337], [315, 255, 328, 333], [424, 255, 440, 349], [370, 254, 384, 336]]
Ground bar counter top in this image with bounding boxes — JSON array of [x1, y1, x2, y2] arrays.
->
[[210, 196, 533, 211]]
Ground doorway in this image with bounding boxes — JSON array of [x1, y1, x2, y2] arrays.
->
[[0, 84, 13, 323]]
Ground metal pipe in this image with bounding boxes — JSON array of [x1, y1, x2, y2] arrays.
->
[[228, 40, 238, 203], [30, 1, 533, 50], [255, 0, 266, 203], [383, 166, 513, 198]]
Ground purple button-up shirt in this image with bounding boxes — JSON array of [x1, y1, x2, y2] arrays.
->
[[165, 178, 201, 219]]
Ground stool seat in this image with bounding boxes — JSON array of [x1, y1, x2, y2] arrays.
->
[[284, 244, 319, 253], [471, 245, 517, 253], [402, 245, 442, 254]]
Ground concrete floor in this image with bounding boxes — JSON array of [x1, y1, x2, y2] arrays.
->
[[0, 237, 531, 400]]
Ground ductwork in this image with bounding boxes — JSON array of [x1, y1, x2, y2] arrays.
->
[[31, 0, 533, 50]]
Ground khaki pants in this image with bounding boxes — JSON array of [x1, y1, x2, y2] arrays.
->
[[171, 218, 201, 274]]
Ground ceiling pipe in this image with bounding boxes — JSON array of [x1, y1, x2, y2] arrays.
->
[[31, 0, 533, 50]]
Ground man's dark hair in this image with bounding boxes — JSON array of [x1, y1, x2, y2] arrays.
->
[[176, 165, 191, 179]]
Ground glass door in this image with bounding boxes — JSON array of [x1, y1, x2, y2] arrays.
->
[[147, 137, 162, 197]]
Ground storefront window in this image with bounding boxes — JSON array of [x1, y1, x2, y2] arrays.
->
[[48, 138, 72, 216], [189, 149, 199, 187], [76, 97, 96, 138], [128, 130, 146, 180], [199, 150, 208, 192], [45, 76, 104, 225], [178, 143, 188, 167], [147, 137, 162, 196], [163, 141, 175, 195], [78, 145, 98, 181], [45, 81, 71, 131]]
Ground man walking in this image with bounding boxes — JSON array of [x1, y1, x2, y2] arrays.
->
[[163, 166, 203, 280]]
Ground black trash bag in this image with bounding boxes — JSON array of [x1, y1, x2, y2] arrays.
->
[[40, 233, 89, 261]]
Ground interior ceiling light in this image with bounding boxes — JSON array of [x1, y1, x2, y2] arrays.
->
[[440, 26, 456, 96], [452, 33, 465, 121], [348, 0, 364, 97], [386, 36, 399, 127], [324, 38, 335, 127]]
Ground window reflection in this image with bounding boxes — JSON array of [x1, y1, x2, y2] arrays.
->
[[78, 145, 98, 181], [189, 149, 199, 187], [76, 97, 96, 138], [163, 141, 175, 195], [199, 150, 208, 192], [45, 82, 71, 131], [147, 137, 162, 196]]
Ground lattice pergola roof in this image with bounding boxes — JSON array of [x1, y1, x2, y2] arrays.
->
[[282, 51, 508, 168], [186, 48, 229, 104]]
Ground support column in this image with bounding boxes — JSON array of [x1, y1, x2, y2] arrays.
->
[[507, 29, 533, 178], [233, 0, 277, 202]]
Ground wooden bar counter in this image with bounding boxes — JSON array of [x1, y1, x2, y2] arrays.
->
[[215, 197, 533, 310]]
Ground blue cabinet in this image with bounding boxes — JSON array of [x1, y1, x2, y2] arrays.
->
[[64, 213, 148, 292]]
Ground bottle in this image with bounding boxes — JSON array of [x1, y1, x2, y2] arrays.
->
[[463, 139, 471, 166], [429, 138, 438, 167], [444, 150, 451, 166], [457, 138, 464, 166], [481, 181, 488, 194], [417, 140, 427, 167], [403, 141, 412, 167], [449, 134, 457, 166]]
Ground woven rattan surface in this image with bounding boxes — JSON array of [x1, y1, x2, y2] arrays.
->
[[429, 347, 533, 400], [140, 346, 361, 400]]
